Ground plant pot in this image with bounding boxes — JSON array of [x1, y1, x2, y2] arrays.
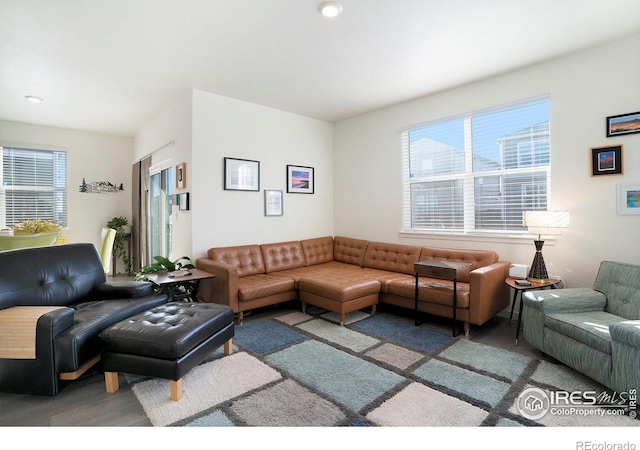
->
[[0, 231, 61, 251]]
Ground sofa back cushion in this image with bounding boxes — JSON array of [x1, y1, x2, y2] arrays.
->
[[418, 247, 499, 283], [208, 244, 265, 277], [595, 260, 640, 320], [362, 241, 422, 275], [334, 236, 369, 266], [301, 236, 334, 266], [0, 243, 105, 309], [261, 241, 307, 273]]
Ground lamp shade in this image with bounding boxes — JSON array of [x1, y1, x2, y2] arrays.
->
[[523, 211, 570, 236]]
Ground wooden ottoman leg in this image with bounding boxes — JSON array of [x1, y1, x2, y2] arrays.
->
[[170, 378, 183, 401], [224, 338, 233, 355], [371, 304, 377, 315], [105, 371, 119, 394]]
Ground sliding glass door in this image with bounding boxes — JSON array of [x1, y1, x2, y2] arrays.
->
[[149, 166, 172, 261]]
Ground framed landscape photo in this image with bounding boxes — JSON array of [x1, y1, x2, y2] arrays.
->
[[591, 145, 623, 176], [224, 157, 260, 191], [617, 183, 640, 215], [264, 190, 283, 216], [286, 164, 314, 194], [606, 111, 640, 137]]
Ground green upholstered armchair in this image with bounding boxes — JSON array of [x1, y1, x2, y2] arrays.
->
[[522, 260, 640, 394]]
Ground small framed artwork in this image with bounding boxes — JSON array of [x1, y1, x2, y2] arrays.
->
[[606, 111, 640, 137], [176, 162, 186, 190], [224, 157, 260, 191], [617, 183, 640, 215], [178, 192, 190, 211], [591, 145, 623, 176], [286, 164, 314, 194], [264, 190, 283, 216]]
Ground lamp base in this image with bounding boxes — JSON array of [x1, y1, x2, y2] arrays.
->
[[527, 240, 549, 283]]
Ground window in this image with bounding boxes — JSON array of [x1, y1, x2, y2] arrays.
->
[[402, 98, 550, 234], [0, 146, 67, 228]]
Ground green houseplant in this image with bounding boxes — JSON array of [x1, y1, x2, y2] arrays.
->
[[106, 216, 133, 275], [135, 255, 196, 296], [0, 219, 62, 250]]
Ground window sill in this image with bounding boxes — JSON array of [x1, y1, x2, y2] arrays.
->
[[399, 230, 559, 246]]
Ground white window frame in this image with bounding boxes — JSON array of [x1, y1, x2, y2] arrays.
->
[[0, 145, 68, 229], [401, 98, 550, 237]]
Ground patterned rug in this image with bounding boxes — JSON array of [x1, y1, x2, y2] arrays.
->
[[130, 309, 639, 427]]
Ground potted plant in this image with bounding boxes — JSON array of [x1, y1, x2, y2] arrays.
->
[[107, 216, 133, 275], [135, 255, 196, 296], [0, 219, 62, 250]]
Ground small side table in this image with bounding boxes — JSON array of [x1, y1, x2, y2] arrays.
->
[[145, 268, 216, 302], [414, 260, 471, 337], [505, 276, 561, 345]]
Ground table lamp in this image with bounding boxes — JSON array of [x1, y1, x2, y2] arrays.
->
[[522, 210, 570, 283]]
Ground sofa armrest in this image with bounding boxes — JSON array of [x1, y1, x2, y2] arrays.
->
[[610, 321, 640, 349], [196, 258, 239, 312], [522, 287, 607, 314], [92, 281, 156, 300], [468, 260, 511, 325]]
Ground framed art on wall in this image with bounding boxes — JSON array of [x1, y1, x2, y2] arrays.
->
[[617, 183, 640, 215], [591, 145, 623, 176], [176, 162, 186, 190], [606, 111, 640, 137], [178, 192, 190, 211], [264, 190, 283, 216], [286, 164, 314, 194], [224, 157, 260, 191]]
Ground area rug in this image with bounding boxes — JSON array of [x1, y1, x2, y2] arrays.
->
[[130, 309, 639, 427]]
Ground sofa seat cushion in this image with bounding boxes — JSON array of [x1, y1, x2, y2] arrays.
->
[[237, 274, 295, 302], [545, 311, 628, 355], [387, 278, 470, 308], [269, 261, 362, 287], [359, 268, 413, 293], [298, 274, 380, 303]]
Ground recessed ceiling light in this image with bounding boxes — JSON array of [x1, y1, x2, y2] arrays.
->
[[25, 95, 44, 103], [318, 1, 343, 18]]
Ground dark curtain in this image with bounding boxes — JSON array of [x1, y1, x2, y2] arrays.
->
[[131, 156, 151, 270]]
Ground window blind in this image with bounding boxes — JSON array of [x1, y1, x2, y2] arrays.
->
[[0, 146, 67, 228], [402, 97, 550, 234]]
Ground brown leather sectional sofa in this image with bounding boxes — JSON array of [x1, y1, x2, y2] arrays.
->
[[196, 236, 510, 334]]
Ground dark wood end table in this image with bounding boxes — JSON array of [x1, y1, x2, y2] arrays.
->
[[414, 260, 471, 337], [145, 268, 216, 302]]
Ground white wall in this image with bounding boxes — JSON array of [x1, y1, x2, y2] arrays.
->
[[190, 90, 334, 258], [0, 120, 133, 255], [134, 91, 193, 262], [333, 33, 640, 288]]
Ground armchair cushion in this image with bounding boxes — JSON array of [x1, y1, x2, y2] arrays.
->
[[545, 311, 627, 355]]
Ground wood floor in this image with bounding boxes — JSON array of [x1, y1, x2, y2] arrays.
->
[[0, 303, 543, 427]]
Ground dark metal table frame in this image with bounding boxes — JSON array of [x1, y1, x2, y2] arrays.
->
[[505, 276, 561, 345], [414, 260, 471, 337], [145, 268, 216, 302]]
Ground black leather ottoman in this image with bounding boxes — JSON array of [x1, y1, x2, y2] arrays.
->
[[99, 302, 234, 401]]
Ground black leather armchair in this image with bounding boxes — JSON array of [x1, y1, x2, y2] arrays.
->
[[0, 243, 168, 395]]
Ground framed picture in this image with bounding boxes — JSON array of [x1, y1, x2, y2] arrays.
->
[[591, 145, 623, 176], [286, 164, 314, 194], [224, 157, 260, 191], [178, 192, 190, 211], [617, 183, 640, 215], [176, 162, 186, 190], [607, 111, 640, 137], [264, 190, 283, 216]]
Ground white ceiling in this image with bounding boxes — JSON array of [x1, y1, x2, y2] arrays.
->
[[1, 0, 639, 137]]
